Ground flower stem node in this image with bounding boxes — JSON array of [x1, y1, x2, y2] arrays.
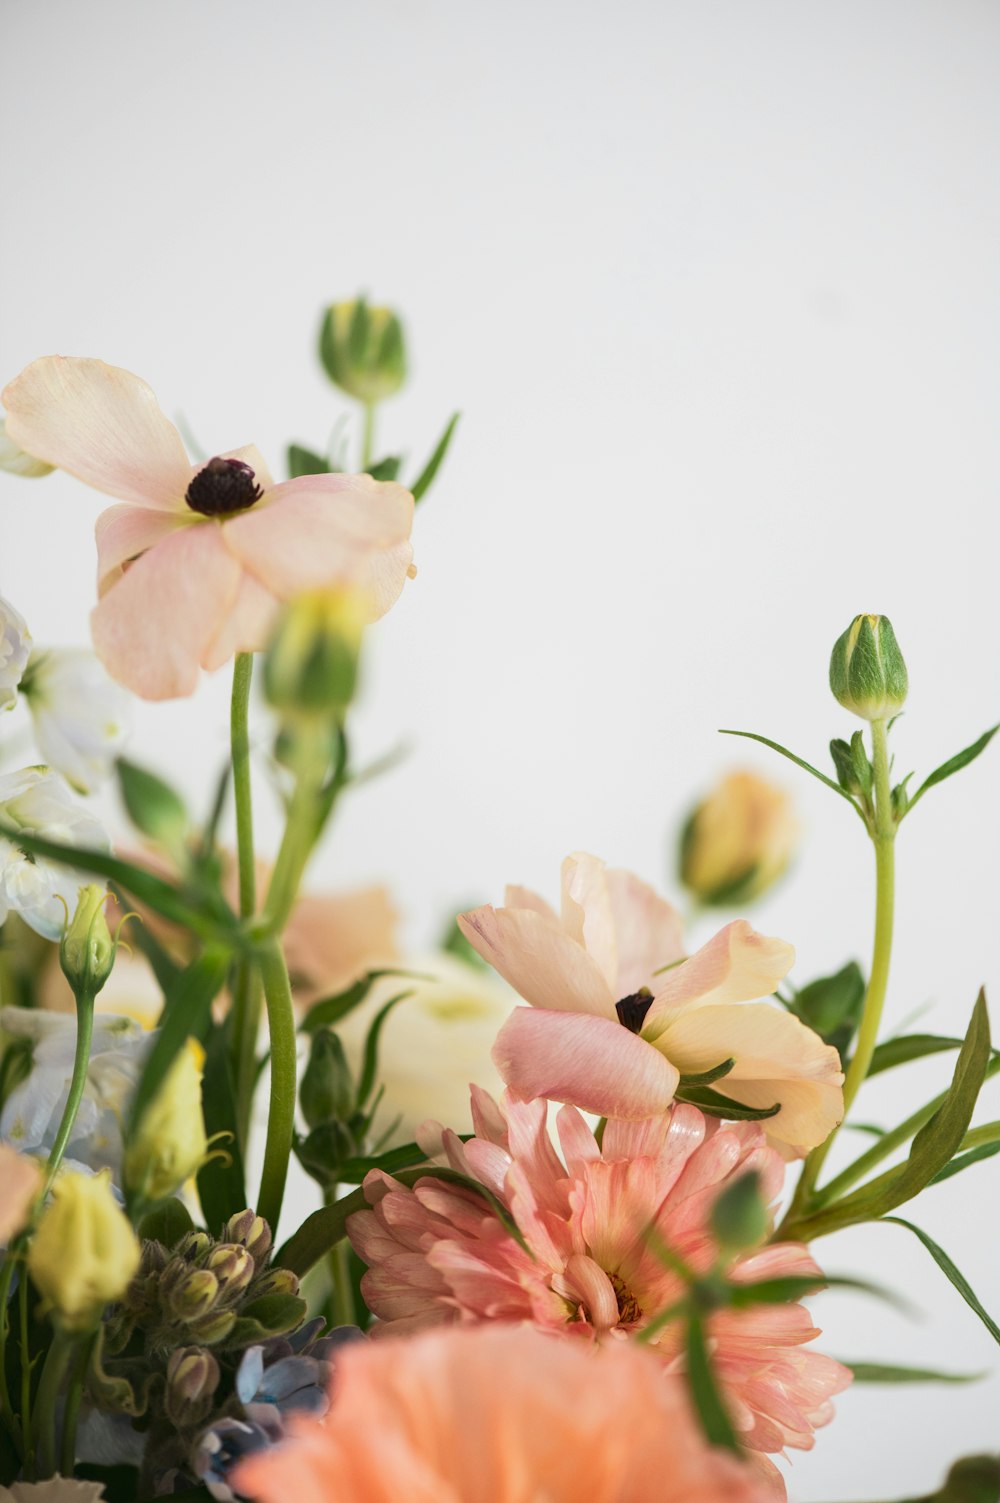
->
[[27, 1168, 141, 1331], [124, 1038, 208, 1205], [829, 614, 908, 723], [59, 883, 116, 998], [264, 587, 367, 722], [318, 297, 408, 404]]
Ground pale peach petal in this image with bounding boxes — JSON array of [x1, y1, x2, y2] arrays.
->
[[284, 886, 399, 1004], [655, 1002, 843, 1151], [95, 504, 196, 593], [457, 905, 613, 1016], [0, 1146, 41, 1241], [605, 866, 686, 996], [560, 853, 619, 992], [493, 1007, 680, 1118], [644, 921, 795, 1036], [503, 884, 558, 920], [200, 570, 280, 672], [221, 474, 414, 611], [2, 357, 191, 509], [365, 536, 419, 618], [90, 523, 241, 699]]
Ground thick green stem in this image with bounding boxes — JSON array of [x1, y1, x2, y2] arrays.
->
[[361, 402, 376, 472], [44, 991, 95, 1193], [230, 653, 262, 1146], [262, 728, 330, 937], [776, 717, 896, 1236], [19, 1267, 33, 1476], [60, 1333, 94, 1476], [255, 943, 298, 1234], [0, 1248, 22, 1451], [35, 1328, 74, 1478]]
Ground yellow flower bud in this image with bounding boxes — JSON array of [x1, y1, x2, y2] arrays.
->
[[264, 587, 367, 720], [124, 1038, 207, 1204], [679, 771, 798, 906], [59, 883, 115, 997], [318, 297, 407, 404], [829, 613, 908, 722], [28, 1168, 140, 1330]]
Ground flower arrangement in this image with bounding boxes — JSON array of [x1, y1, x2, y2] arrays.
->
[[0, 300, 997, 1503]]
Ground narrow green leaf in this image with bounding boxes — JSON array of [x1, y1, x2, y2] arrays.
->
[[335, 1141, 433, 1182], [410, 411, 460, 502], [367, 455, 401, 481], [883, 1217, 1000, 1347], [129, 947, 232, 1135], [678, 1058, 735, 1088], [909, 723, 1000, 811], [287, 443, 331, 479], [685, 1316, 741, 1453], [866, 1033, 969, 1078], [928, 1141, 1000, 1187], [356, 991, 411, 1109], [299, 968, 432, 1034], [675, 1086, 780, 1121], [109, 883, 181, 994], [718, 730, 867, 821], [197, 1022, 247, 1227], [840, 1360, 985, 1384], [117, 759, 188, 849]]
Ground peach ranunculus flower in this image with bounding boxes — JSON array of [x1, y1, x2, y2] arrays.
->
[[1, 357, 415, 700], [235, 1323, 771, 1503], [458, 852, 843, 1153], [0, 1145, 42, 1242], [348, 1090, 850, 1493]]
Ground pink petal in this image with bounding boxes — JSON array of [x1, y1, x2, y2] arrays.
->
[[605, 866, 686, 996], [0, 1147, 41, 1243], [95, 503, 195, 593], [90, 523, 241, 699], [200, 569, 280, 671], [644, 921, 795, 1036], [503, 884, 558, 920], [560, 853, 619, 993], [493, 1008, 680, 1119], [2, 357, 191, 509], [458, 905, 613, 1016], [220, 474, 414, 613]]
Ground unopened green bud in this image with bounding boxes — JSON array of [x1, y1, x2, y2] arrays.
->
[[249, 1266, 301, 1301], [165, 1268, 220, 1322], [165, 1346, 220, 1428], [174, 1230, 213, 1265], [709, 1170, 769, 1254], [295, 1120, 358, 1189], [204, 1244, 255, 1304], [59, 884, 115, 997], [318, 297, 407, 404], [222, 1211, 272, 1269], [300, 1029, 355, 1130], [184, 1307, 237, 1346], [829, 614, 908, 722], [264, 587, 367, 720]]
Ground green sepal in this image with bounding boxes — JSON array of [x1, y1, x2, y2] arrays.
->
[[675, 1086, 780, 1121], [678, 1059, 735, 1088]]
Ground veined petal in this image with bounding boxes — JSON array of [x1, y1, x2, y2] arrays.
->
[[605, 866, 686, 996], [560, 853, 618, 993], [2, 357, 191, 510], [458, 905, 613, 1016], [504, 885, 558, 920], [91, 524, 241, 699], [201, 570, 280, 671], [493, 1008, 680, 1119], [95, 503, 195, 594], [644, 921, 794, 1037]]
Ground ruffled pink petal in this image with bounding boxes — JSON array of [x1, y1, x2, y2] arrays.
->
[[220, 474, 414, 614], [605, 866, 686, 996], [200, 569, 280, 671], [2, 357, 191, 509], [560, 853, 619, 993], [95, 503, 196, 593], [90, 523, 241, 699], [457, 905, 613, 1016], [644, 921, 795, 1036], [493, 1008, 680, 1118]]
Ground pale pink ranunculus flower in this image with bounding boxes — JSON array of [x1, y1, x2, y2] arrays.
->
[[0, 1144, 42, 1242], [458, 852, 844, 1153], [235, 1322, 770, 1503], [1, 358, 415, 700], [348, 1091, 851, 1493]]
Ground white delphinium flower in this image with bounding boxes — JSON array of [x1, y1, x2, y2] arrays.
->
[[21, 649, 131, 793], [0, 416, 53, 478], [0, 767, 109, 939], [0, 596, 31, 712], [0, 1008, 151, 1177]]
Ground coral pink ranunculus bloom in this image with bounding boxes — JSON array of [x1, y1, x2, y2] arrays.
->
[[1, 357, 415, 700], [0, 1145, 41, 1242], [458, 852, 843, 1152], [347, 1090, 851, 1493], [235, 1323, 770, 1503]]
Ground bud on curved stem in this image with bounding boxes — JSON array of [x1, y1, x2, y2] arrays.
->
[[829, 614, 908, 722]]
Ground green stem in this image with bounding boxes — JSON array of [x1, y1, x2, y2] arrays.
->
[[20, 1265, 33, 1477], [230, 653, 261, 1147], [60, 1332, 94, 1477], [44, 990, 95, 1192], [256, 942, 298, 1234], [361, 402, 376, 472], [0, 1247, 22, 1451], [776, 717, 896, 1236], [35, 1328, 74, 1479], [262, 729, 329, 936], [329, 1230, 357, 1327]]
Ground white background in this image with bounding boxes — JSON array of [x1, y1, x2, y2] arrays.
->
[[2, 2, 999, 1495]]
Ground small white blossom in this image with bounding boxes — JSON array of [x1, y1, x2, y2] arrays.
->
[[22, 649, 131, 793], [0, 596, 31, 712], [0, 767, 109, 939], [0, 417, 53, 478]]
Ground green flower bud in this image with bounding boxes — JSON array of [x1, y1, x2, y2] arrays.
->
[[183, 1307, 237, 1346], [709, 1170, 769, 1254], [165, 1268, 220, 1323], [300, 1029, 355, 1130], [59, 883, 115, 997], [249, 1266, 301, 1301], [204, 1244, 255, 1304], [295, 1120, 358, 1189], [829, 614, 908, 722], [174, 1230, 214, 1264], [165, 1346, 220, 1429], [264, 587, 366, 720], [318, 297, 407, 404], [222, 1210, 272, 1269]]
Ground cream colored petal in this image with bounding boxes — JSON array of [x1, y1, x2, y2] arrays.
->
[[644, 921, 794, 1038], [457, 904, 613, 1016], [503, 885, 558, 920], [218, 444, 275, 492], [560, 853, 619, 992], [605, 866, 686, 996], [95, 504, 195, 594], [2, 357, 191, 510], [200, 569, 281, 671], [90, 524, 241, 700]]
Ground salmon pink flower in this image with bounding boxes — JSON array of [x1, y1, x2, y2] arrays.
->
[[458, 853, 843, 1152], [0, 1144, 42, 1243], [1, 358, 416, 700], [235, 1323, 770, 1503], [347, 1090, 851, 1491]]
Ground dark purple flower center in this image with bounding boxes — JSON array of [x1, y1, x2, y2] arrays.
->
[[185, 457, 263, 517], [615, 989, 653, 1034]]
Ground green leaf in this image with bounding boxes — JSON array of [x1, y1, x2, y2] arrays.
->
[[841, 1360, 985, 1384], [299, 968, 431, 1034], [439, 910, 491, 970], [129, 947, 232, 1138], [116, 758, 189, 853], [287, 444, 331, 479], [356, 991, 412, 1110], [928, 1141, 1000, 1187], [367, 455, 401, 481], [883, 1217, 1000, 1347], [787, 961, 865, 1058], [678, 1058, 735, 1088], [866, 1033, 969, 1079], [410, 411, 460, 503], [136, 1197, 194, 1247], [336, 1140, 437, 1182], [908, 723, 1000, 812], [729, 1273, 911, 1313], [718, 729, 867, 821], [675, 1086, 780, 1121], [197, 1022, 247, 1228], [684, 1316, 740, 1453]]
